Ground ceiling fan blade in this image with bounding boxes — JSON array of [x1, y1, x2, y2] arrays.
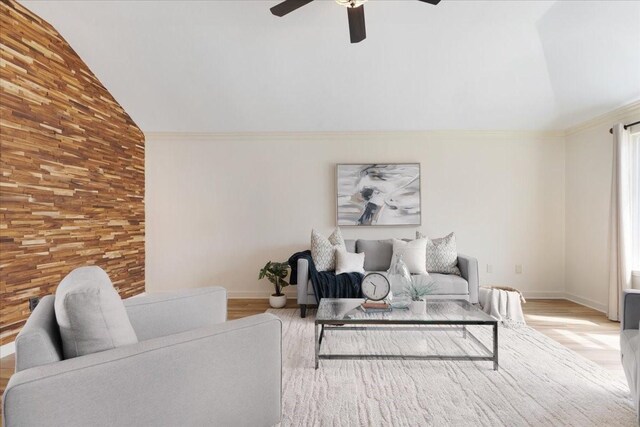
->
[[417, 0, 442, 5], [270, 0, 314, 17], [347, 5, 366, 43]]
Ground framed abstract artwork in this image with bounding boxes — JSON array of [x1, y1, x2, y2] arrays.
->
[[336, 163, 421, 226]]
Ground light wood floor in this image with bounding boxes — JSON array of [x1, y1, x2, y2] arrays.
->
[[0, 298, 625, 412]]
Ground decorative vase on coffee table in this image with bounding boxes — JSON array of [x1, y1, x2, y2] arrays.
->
[[410, 299, 427, 315], [387, 254, 412, 309]]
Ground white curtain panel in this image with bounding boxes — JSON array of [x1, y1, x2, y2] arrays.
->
[[608, 123, 634, 321]]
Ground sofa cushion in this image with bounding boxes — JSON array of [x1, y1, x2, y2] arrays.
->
[[356, 239, 393, 271], [306, 272, 470, 296], [55, 266, 138, 359], [344, 239, 357, 253], [392, 238, 428, 275], [311, 228, 346, 271], [417, 231, 462, 275], [428, 273, 469, 295], [335, 248, 365, 275]]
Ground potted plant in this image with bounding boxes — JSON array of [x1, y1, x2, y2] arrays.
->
[[407, 276, 437, 315], [259, 261, 290, 308]]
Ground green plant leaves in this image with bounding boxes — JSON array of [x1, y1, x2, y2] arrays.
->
[[259, 260, 291, 293]]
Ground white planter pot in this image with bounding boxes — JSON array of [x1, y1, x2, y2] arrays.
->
[[269, 294, 287, 309], [410, 299, 426, 315]]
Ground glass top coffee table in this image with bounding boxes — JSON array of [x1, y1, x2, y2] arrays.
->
[[314, 298, 498, 370]]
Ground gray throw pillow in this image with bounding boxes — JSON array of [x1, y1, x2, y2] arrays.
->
[[416, 231, 461, 275], [55, 266, 138, 359], [356, 239, 393, 271]]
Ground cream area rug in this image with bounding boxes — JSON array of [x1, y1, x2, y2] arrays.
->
[[268, 309, 636, 427]]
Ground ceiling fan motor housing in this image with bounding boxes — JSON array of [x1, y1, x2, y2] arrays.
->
[[336, 0, 367, 8]]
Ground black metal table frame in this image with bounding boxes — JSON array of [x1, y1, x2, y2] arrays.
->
[[314, 319, 498, 371]]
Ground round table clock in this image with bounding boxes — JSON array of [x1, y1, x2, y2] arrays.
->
[[361, 272, 391, 301]]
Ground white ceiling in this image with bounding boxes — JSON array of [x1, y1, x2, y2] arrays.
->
[[21, 0, 640, 133]]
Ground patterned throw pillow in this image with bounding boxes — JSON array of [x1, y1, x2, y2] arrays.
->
[[416, 231, 461, 275], [311, 228, 346, 271]]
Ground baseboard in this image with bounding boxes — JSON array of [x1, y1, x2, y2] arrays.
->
[[521, 291, 607, 313], [134, 289, 297, 299], [521, 291, 567, 299], [1, 341, 16, 358], [564, 293, 607, 313], [129, 292, 147, 298], [226, 291, 297, 299]]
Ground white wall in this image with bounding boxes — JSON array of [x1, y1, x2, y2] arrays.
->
[[146, 131, 565, 299], [564, 104, 640, 311]]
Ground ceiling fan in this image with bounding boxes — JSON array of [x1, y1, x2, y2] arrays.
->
[[270, 0, 442, 44]]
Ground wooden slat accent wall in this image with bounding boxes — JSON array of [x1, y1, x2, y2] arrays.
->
[[0, 0, 145, 345]]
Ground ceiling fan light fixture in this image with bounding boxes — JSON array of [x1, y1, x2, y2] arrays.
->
[[271, 0, 441, 43], [335, 0, 367, 8]]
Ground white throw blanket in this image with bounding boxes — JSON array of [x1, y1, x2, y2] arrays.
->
[[479, 286, 526, 327]]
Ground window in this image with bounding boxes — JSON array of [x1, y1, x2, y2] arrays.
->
[[632, 131, 640, 271]]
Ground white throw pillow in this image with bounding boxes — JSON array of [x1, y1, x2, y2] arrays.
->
[[311, 228, 346, 271], [55, 266, 138, 359], [416, 231, 461, 275], [335, 248, 365, 275], [392, 238, 428, 275]]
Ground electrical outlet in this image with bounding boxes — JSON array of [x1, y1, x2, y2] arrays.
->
[[486, 264, 493, 273], [29, 297, 40, 312], [515, 265, 523, 274]]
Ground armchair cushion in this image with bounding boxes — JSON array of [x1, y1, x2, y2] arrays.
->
[[54, 266, 138, 359], [14, 295, 62, 372], [124, 287, 227, 341]]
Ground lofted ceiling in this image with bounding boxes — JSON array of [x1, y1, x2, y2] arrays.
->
[[20, 0, 640, 133]]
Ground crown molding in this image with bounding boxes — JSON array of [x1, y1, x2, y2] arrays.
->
[[145, 129, 565, 142], [564, 100, 640, 136], [145, 101, 640, 142]]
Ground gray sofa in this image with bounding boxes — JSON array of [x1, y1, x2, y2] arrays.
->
[[621, 289, 640, 421], [297, 238, 479, 317], [2, 287, 282, 427]]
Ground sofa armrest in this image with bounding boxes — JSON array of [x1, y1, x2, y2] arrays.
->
[[622, 289, 640, 330], [457, 255, 479, 304], [297, 258, 310, 304], [3, 313, 282, 427], [124, 287, 227, 341]]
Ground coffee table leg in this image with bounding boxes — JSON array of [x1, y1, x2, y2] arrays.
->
[[315, 323, 320, 370], [493, 323, 499, 371]]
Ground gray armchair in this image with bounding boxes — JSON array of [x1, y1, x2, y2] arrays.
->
[[2, 287, 282, 427], [621, 289, 640, 421]]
